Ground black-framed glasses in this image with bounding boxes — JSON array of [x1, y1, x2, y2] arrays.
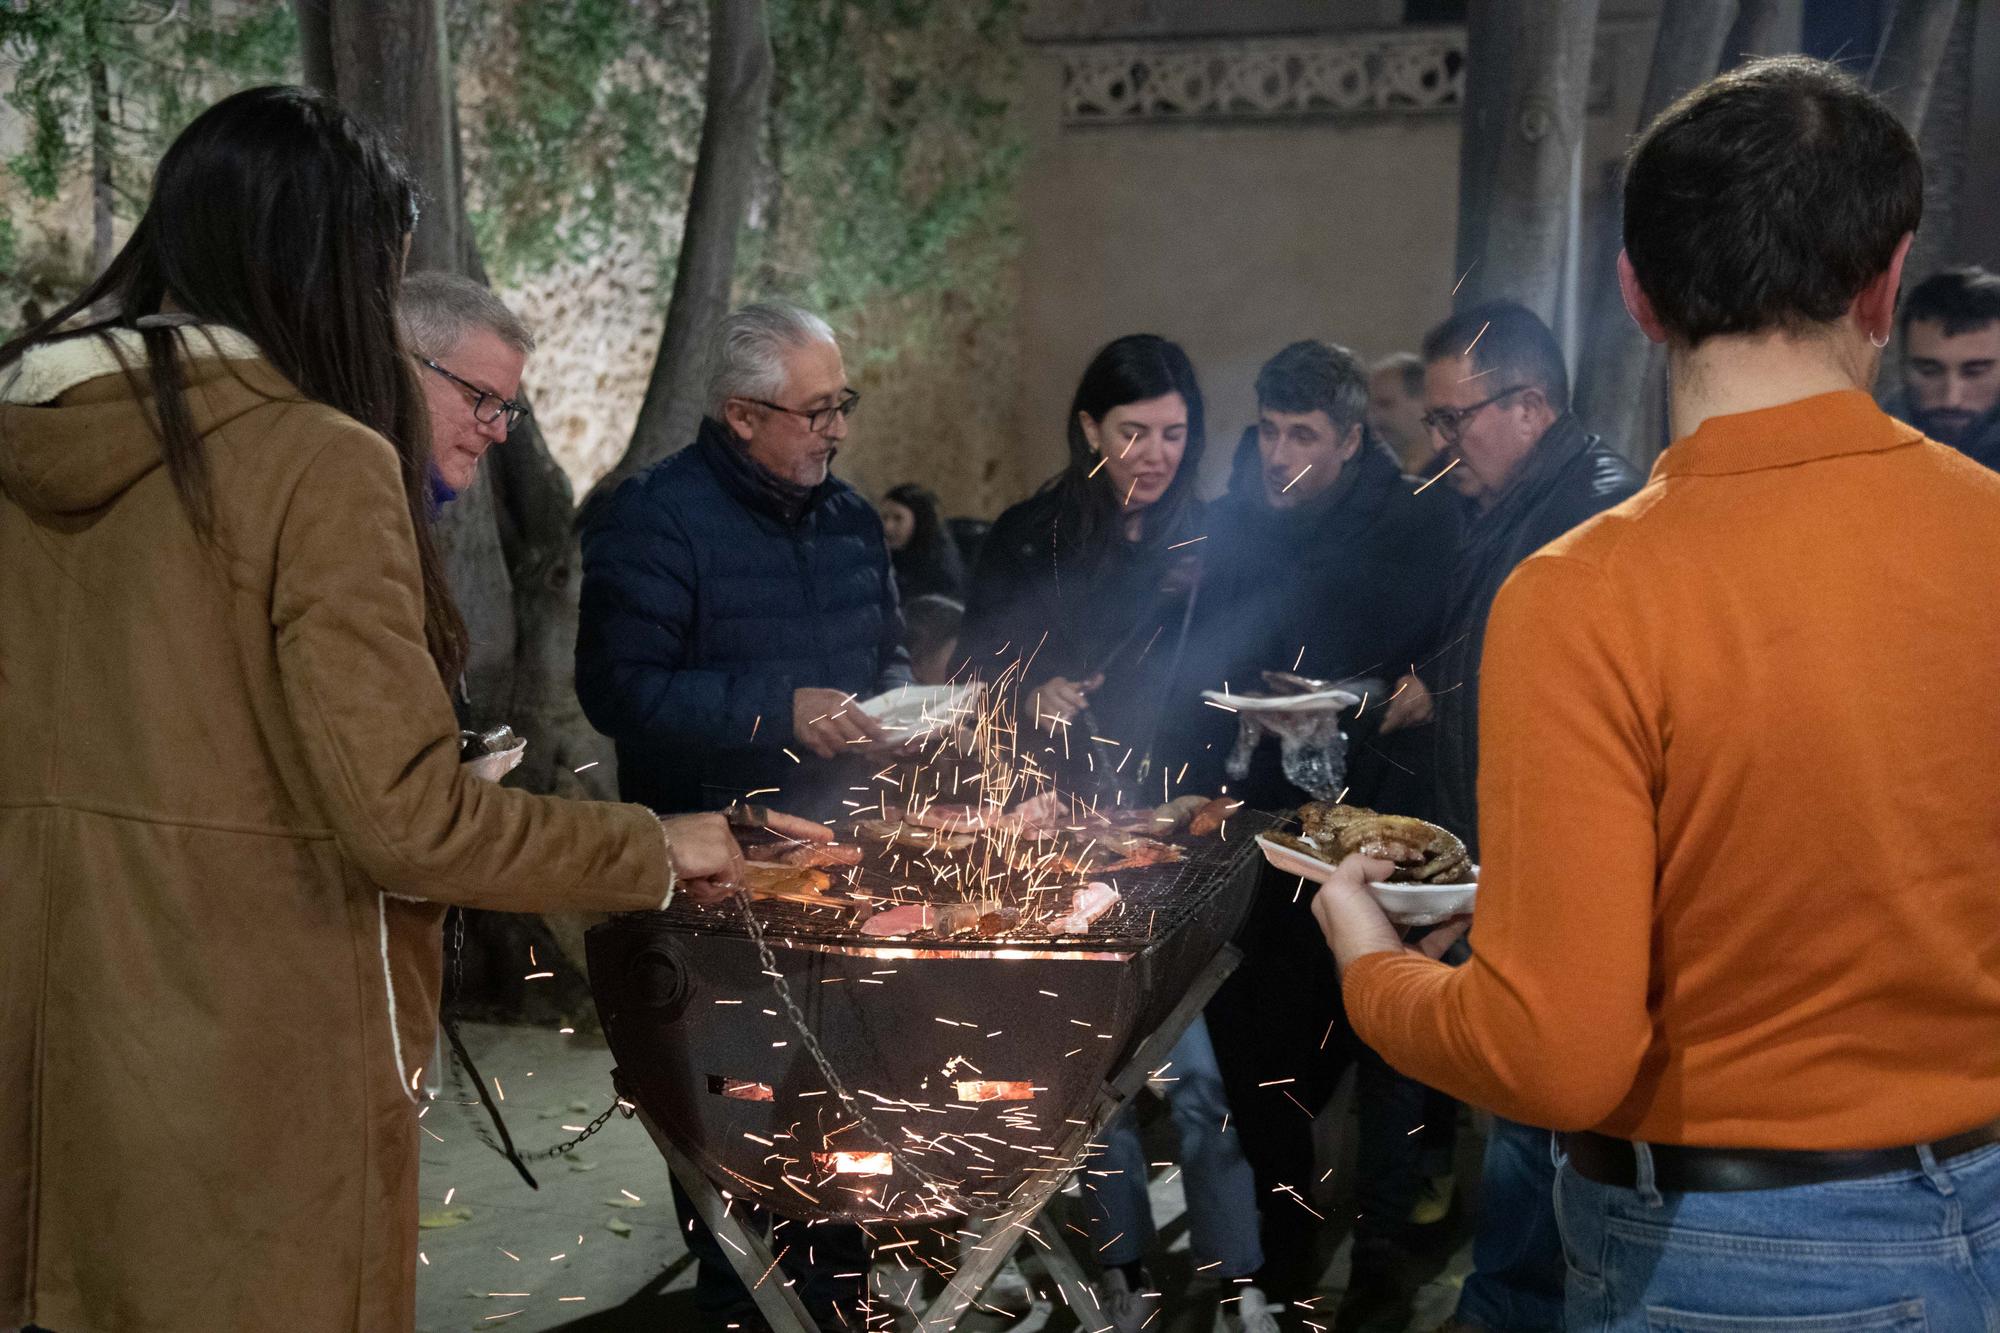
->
[[738, 389, 861, 434], [422, 358, 531, 431], [1420, 384, 1531, 443]]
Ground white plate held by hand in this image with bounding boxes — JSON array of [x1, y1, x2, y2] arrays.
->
[[1202, 686, 1362, 714], [859, 683, 979, 739], [1255, 834, 1476, 926]]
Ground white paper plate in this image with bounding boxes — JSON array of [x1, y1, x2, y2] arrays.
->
[[1255, 834, 1477, 926], [859, 683, 979, 736], [1202, 687, 1362, 714]]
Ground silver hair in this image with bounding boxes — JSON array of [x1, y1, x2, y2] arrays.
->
[[398, 271, 536, 361], [706, 301, 837, 419]]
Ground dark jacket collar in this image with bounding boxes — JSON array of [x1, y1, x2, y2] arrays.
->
[[695, 415, 831, 525], [1482, 410, 1591, 525], [1222, 432, 1402, 534]]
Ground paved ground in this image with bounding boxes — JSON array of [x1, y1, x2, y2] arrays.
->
[[416, 1023, 1478, 1333]]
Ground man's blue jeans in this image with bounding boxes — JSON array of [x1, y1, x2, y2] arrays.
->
[[1081, 1015, 1265, 1279], [1556, 1139, 2000, 1330], [1457, 1116, 1567, 1330]]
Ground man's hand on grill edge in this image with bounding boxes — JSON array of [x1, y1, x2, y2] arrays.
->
[[658, 812, 748, 904]]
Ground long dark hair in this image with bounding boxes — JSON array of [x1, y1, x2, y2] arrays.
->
[[0, 85, 467, 681], [885, 482, 965, 595], [1049, 334, 1206, 558]]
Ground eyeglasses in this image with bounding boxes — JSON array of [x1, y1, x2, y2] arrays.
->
[[422, 358, 531, 431], [1420, 384, 1531, 443], [738, 390, 861, 434]]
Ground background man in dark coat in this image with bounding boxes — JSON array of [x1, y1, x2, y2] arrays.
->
[[1169, 340, 1463, 1313], [1886, 265, 2000, 471], [575, 300, 909, 1330], [577, 301, 910, 824], [1380, 299, 1641, 1333]]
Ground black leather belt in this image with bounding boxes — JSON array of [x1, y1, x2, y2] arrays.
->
[[1561, 1119, 2000, 1193]]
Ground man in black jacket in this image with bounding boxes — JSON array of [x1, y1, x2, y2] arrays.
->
[[575, 301, 909, 1330], [577, 301, 911, 823], [1169, 341, 1464, 1315], [1381, 300, 1641, 1333]]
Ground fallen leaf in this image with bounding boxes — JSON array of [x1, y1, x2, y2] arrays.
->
[[603, 1196, 645, 1208], [605, 1218, 633, 1237], [417, 1205, 473, 1230], [567, 1158, 598, 1172]]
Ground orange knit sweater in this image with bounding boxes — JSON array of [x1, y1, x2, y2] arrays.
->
[[1345, 391, 2000, 1149]]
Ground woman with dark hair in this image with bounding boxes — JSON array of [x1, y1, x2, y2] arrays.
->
[[960, 336, 1277, 1332], [959, 334, 1208, 787], [0, 86, 789, 1333], [880, 481, 966, 601]]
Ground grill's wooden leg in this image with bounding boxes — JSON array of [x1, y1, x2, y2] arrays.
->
[[1026, 1212, 1100, 1318], [912, 945, 1245, 1329], [636, 1107, 825, 1333]]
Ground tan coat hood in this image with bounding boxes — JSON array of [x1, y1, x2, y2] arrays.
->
[[0, 324, 264, 514]]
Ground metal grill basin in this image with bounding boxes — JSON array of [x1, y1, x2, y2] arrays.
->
[[587, 811, 1273, 1224]]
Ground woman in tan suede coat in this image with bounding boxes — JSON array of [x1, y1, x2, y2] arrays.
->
[[0, 87, 765, 1333]]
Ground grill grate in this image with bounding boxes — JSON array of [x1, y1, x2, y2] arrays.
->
[[646, 808, 1280, 950]]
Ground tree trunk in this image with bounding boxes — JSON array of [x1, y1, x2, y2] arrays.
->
[[1723, 0, 1803, 66], [87, 49, 115, 279], [296, 0, 462, 273], [297, 0, 608, 1010], [1573, 0, 1735, 461], [587, 0, 774, 504], [293, 0, 337, 94], [1878, 0, 1978, 395], [1452, 0, 1603, 323], [1871, 0, 1966, 136]]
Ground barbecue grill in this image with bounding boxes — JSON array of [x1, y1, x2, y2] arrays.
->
[[586, 809, 1275, 1225]]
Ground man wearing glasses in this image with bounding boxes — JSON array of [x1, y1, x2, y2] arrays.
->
[[1378, 299, 1639, 1333], [576, 301, 905, 1328], [401, 271, 534, 507]]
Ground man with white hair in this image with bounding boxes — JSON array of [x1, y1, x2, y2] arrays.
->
[[400, 271, 535, 506], [578, 301, 910, 818], [576, 303, 906, 1328]]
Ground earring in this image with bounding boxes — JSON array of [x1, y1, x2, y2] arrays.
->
[[1870, 330, 1890, 349]]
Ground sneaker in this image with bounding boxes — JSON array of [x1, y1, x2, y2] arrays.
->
[[1091, 1267, 1157, 1333], [1218, 1283, 1285, 1333], [1408, 1171, 1458, 1228]]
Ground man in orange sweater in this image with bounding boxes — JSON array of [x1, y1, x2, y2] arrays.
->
[[1314, 57, 2000, 1330]]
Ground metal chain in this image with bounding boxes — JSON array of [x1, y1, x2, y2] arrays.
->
[[518, 1093, 633, 1160], [736, 894, 989, 1215]]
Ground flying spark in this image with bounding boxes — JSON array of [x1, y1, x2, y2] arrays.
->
[[1413, 457, 1461, 495]]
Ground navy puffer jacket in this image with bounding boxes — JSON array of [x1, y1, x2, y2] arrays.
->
[[577, 419, 910, 816]]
